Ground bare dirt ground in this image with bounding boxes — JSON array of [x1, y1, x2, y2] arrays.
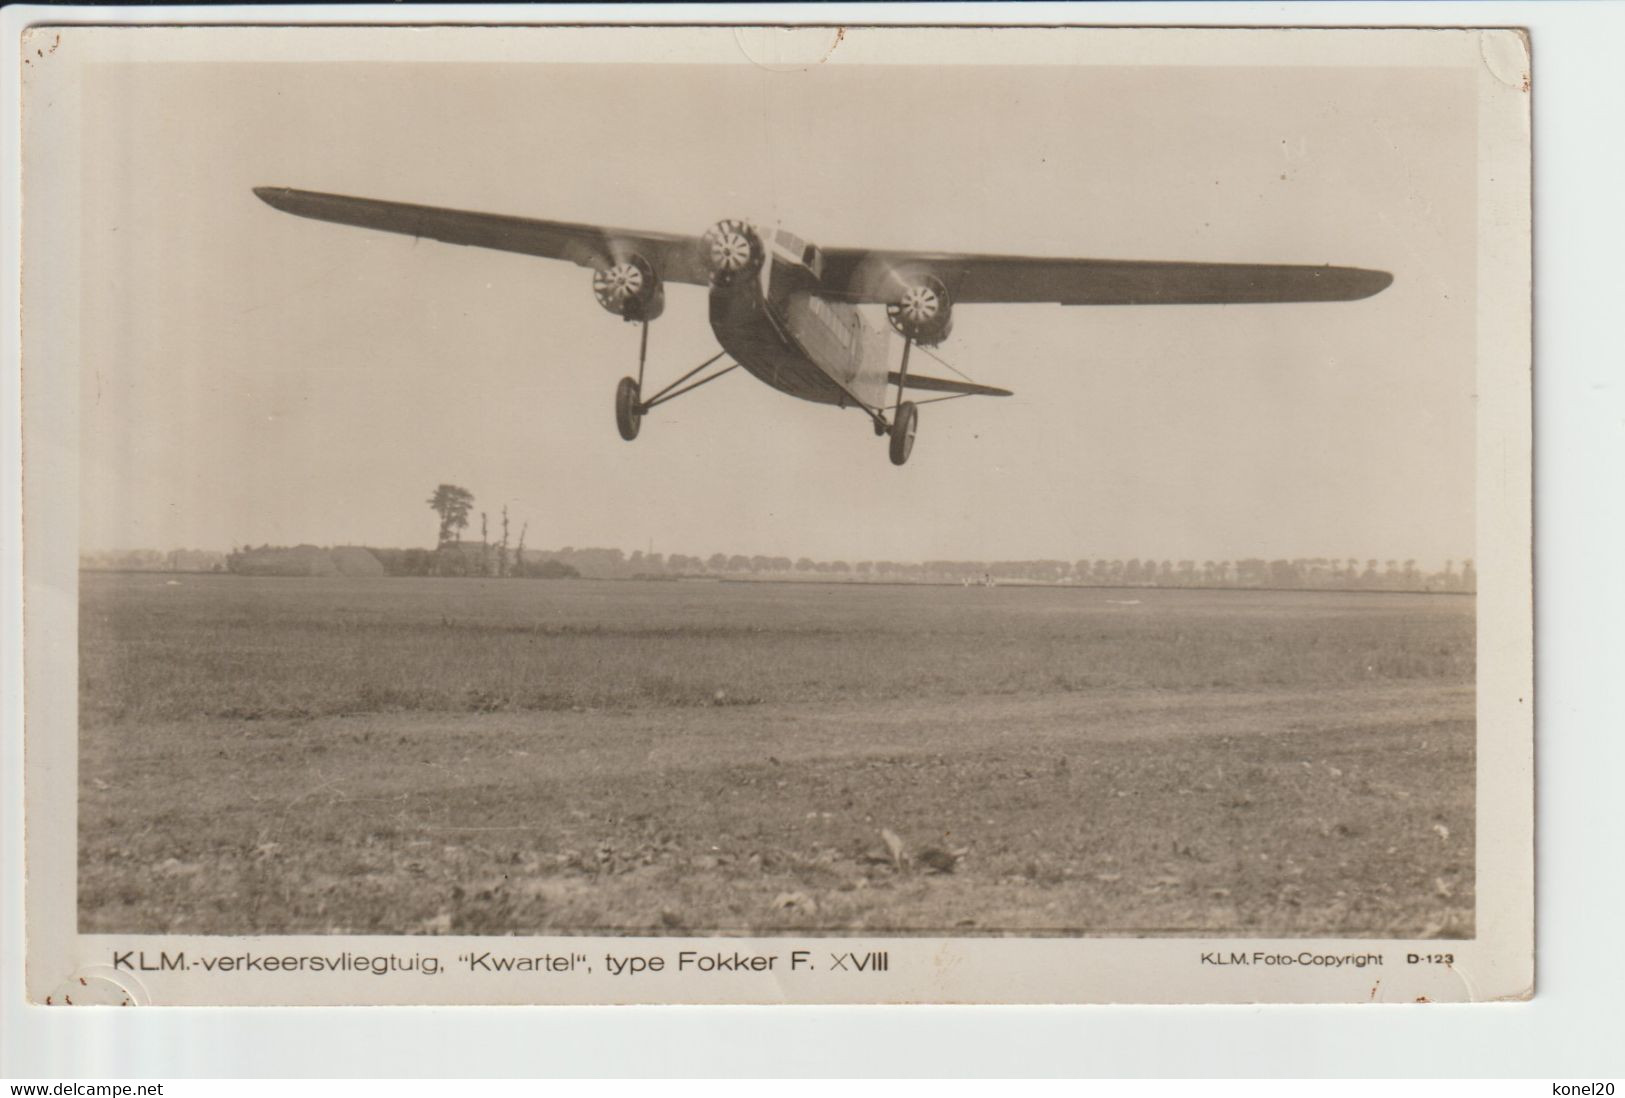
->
[[79, 575, 1474, 937]]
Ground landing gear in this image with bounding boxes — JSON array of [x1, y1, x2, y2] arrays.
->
[[616, 377, 642, 441], [610, 321, 736, 442], [885, 336, 919, 466], [889, 401, 918, 466]]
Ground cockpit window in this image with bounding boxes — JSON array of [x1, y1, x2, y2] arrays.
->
[[774, 229, 805, 258]]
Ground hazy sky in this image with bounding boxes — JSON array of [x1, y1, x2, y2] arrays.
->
[[78, 57, 1476, 564]]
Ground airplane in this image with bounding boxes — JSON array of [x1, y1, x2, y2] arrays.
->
[[253, 187, 1393, 466]]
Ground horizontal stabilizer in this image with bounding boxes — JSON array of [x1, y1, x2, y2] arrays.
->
[[887, 372, 1012, 398]]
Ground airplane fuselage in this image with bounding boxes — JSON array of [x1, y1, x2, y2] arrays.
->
[[708, 228, 893, 414]]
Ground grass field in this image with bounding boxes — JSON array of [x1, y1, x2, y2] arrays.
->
[[79, 573, 1475, 937]]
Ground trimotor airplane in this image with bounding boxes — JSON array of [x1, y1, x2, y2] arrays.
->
[[254, 187, 1392, 466]]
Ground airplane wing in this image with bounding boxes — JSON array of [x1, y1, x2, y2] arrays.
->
[[888, 372, 1011, 398], [252, 187, 712, 286], [816, 247, 1393, 306]]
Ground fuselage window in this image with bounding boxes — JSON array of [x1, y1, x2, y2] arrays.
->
[[805, 295, 852, 351]]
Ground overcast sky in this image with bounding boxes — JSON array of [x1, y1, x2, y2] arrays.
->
[[77, 56, 1476, 564]]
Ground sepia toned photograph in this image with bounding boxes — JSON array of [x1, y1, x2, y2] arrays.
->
[[20, 22, 1532, 1005]]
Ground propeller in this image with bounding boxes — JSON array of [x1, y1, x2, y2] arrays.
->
[[889, 280, 942, 329], [884, 274, 953, 345], [700, 219, 764, 284], [593, 262, 644, 307], [843, 252, 954, 345], [591, 253, 663, 321]]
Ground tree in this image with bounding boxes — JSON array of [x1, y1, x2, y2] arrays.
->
[[500, 506, 511, 578], [427, 484, 474, 548]]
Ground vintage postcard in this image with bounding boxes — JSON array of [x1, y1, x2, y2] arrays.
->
[[19, 22, 1531, 1005]]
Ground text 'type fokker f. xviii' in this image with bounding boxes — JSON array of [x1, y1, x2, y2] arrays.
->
[[254, 187, 1392, 466]]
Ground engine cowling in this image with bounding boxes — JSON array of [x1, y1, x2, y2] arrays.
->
[[592, 254, 664, 322], [886, 275, 953, 346], [700, 219, 764, 285]]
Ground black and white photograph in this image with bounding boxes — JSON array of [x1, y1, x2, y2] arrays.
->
[[19, 23, 1532, 1006]]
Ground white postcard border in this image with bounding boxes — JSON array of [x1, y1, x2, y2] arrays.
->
[[16, 17, 1532, 1015]]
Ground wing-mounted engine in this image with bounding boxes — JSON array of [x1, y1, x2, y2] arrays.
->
[[700, 219, 765, 286], [886, 274, 954, 346], [592, 253, 665, 322]]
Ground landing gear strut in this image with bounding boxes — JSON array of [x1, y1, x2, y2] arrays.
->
[[612, 321, 736, 442], [884, 336, 919, 466]]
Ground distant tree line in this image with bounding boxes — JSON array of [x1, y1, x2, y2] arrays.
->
[[93, 543, 1476, 593], [224, 545, 383, 577], [89, 484, 1479, 592], [362, 546, 1476, 593], [80, 548, 226, 573], [367, 544, 579, 580]]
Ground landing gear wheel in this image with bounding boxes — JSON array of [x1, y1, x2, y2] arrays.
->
[[615, 376, 642, 441], [889, 402, 918, 466]]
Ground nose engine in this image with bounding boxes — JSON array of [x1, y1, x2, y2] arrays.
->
[[886, 275, 953, 346], [700, 219, 765, 285], [592, 254, 664, 322]]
